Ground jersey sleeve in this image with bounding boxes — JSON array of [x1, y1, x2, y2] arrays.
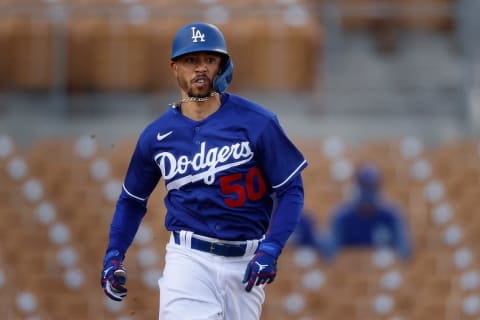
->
[[122, 131, 161, 201], [253, 115, 307, 256], [107, 130, 161, 255], [256, 116, 307, 189]]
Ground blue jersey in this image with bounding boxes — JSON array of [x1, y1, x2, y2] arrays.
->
[[330, 199, 412, 259], [120, 93, 307, 241]]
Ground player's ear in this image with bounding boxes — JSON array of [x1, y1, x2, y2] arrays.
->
[[171, 61, 178, 74]]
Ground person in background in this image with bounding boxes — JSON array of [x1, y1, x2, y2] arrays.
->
[[328, 163, 412, 260], [289, 208, 335, 261]]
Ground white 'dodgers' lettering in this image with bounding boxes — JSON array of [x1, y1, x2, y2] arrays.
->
[[154, 141, 254, 190]]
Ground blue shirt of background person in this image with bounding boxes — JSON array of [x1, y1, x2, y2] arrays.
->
[[329, 163, 412, 260]]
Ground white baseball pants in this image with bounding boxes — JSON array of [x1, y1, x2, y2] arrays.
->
[[158, 235, 265, 320]]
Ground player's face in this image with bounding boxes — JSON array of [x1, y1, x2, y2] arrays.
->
[[172, 52, 222, 98]]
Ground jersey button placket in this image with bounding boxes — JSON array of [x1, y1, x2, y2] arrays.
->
[[194, 126, 201, 145]]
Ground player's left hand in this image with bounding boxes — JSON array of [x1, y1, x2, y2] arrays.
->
[[101, 249, 128, 301], [242, 251, 277, 292]]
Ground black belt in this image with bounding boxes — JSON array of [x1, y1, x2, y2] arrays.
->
[[173, 232, 249, 257]]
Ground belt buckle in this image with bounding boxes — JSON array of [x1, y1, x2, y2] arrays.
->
[[209, 241, 223, 254]]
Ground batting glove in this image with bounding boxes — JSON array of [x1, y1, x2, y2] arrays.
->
[[101, 249, 128, 301], [242, 243, 281, 292]]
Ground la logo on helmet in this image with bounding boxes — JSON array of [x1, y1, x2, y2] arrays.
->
[[191, 27, 206, 43]]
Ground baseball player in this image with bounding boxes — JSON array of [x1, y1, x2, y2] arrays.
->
[[329, 163, 412, 260], [101, 22, 308, 320]]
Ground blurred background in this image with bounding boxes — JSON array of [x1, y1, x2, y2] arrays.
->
[[1, 0, 480, 319]]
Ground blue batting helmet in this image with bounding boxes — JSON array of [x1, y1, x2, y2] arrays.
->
[[171, 22, 233, 93]]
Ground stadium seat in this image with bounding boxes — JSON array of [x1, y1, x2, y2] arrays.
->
[[9, 17, 55, 90], [0, 18, 14, 90], [66, 16, 99, 92]]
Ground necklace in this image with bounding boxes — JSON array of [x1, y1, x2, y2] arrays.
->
[[171, 92, 218, 108], [181, 91, 218, 103]]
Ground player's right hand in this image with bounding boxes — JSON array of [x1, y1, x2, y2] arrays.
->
[[101, 249, 128, 301]]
